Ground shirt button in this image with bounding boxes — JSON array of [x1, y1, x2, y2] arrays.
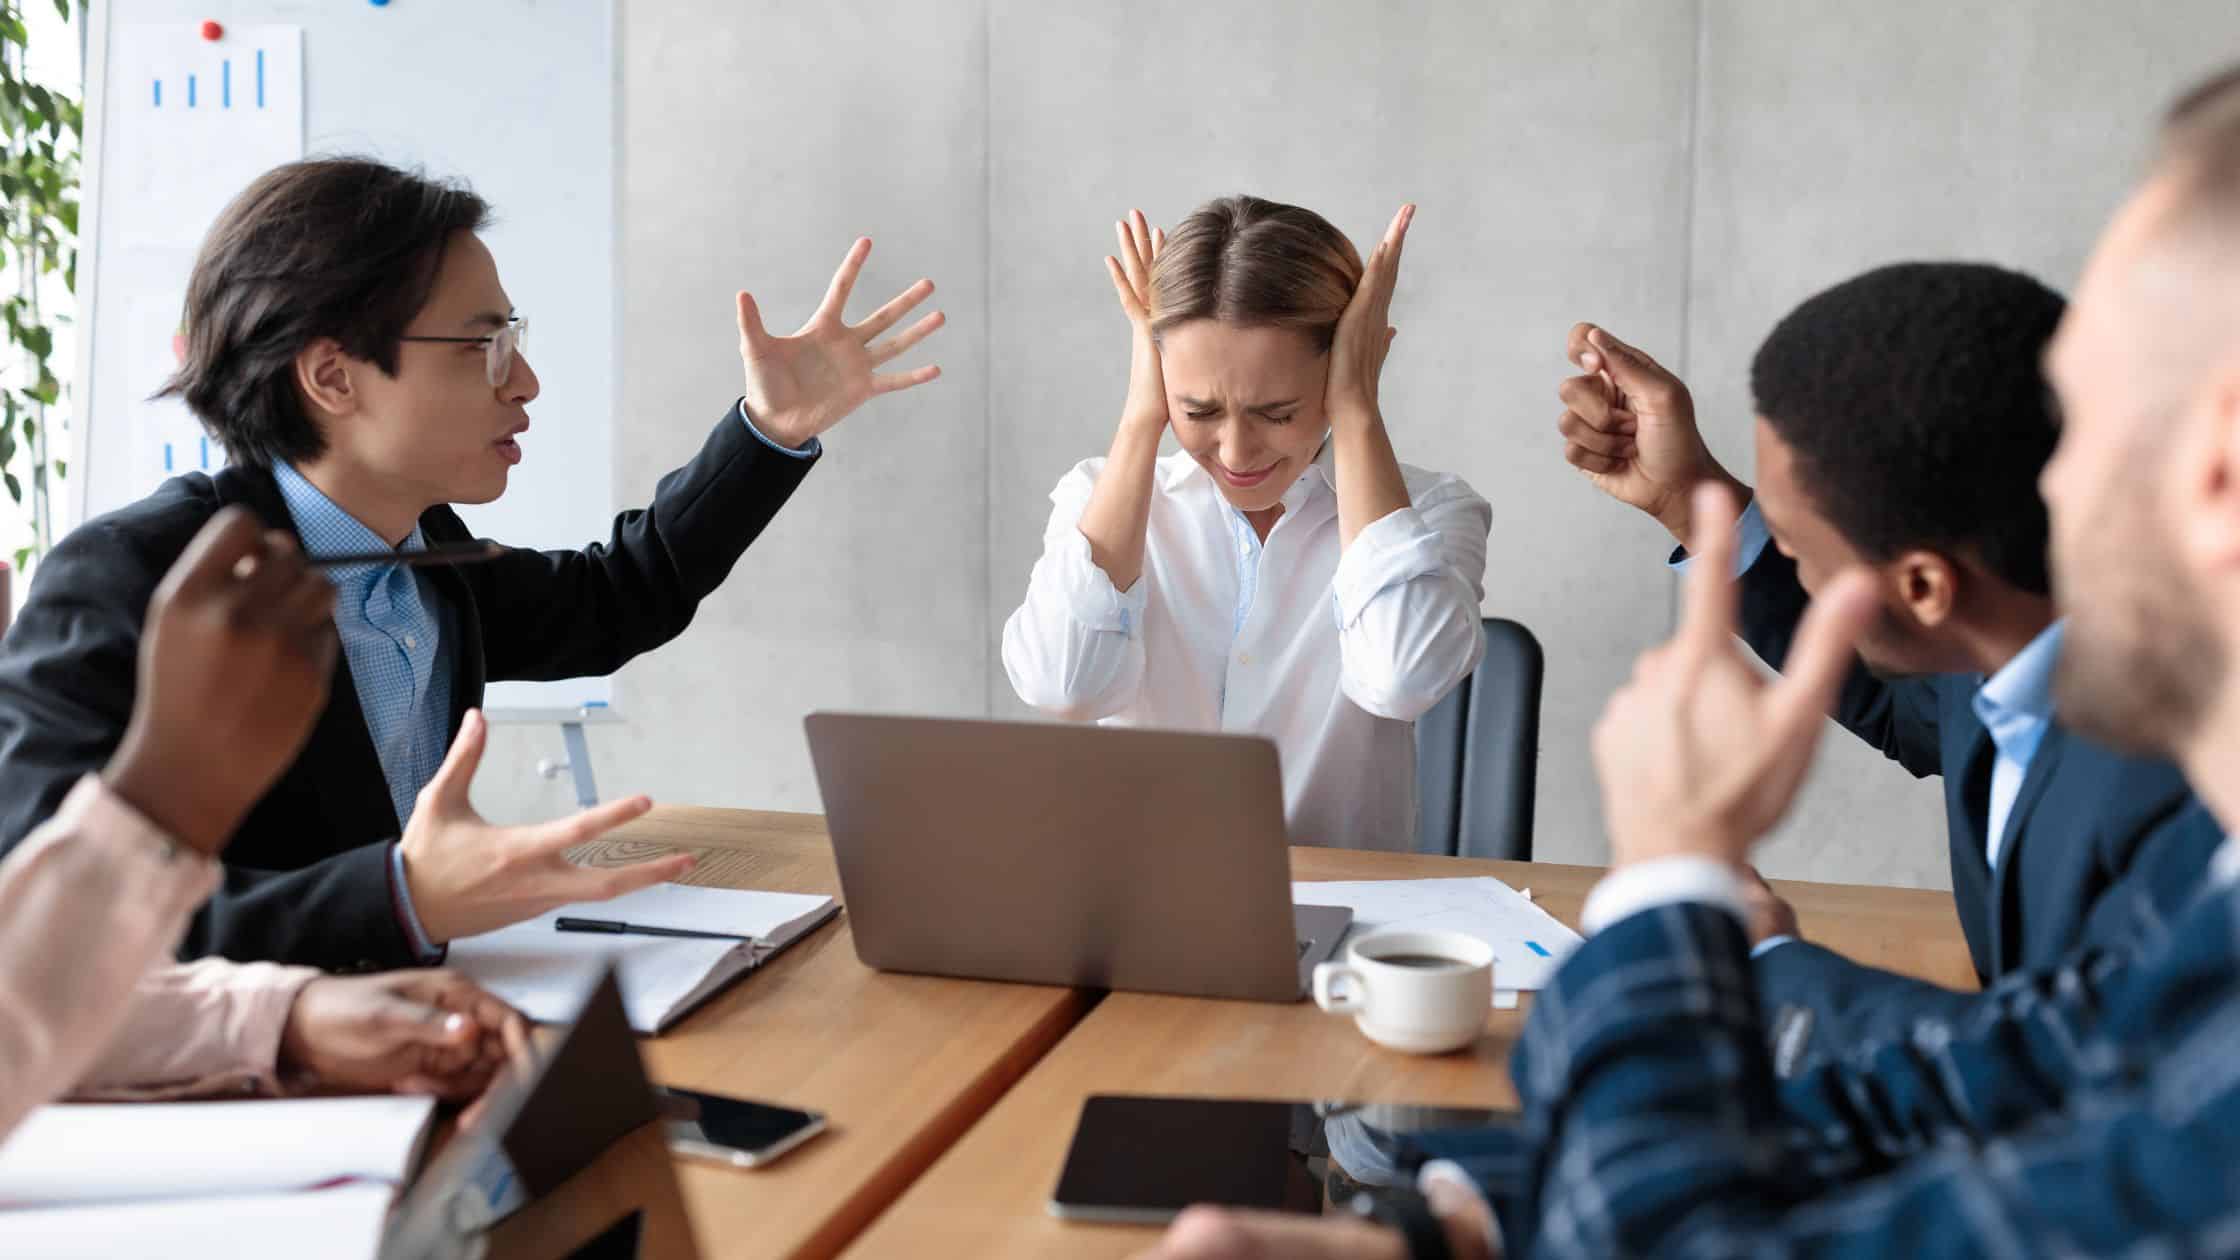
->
[[403, 635, 418, 650], [1239, 653, 1252, 666]]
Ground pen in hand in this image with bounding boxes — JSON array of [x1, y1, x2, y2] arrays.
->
[[307, 540, 507, 570]]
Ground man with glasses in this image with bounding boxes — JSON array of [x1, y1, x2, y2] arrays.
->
[[0, 157, 944, 971]]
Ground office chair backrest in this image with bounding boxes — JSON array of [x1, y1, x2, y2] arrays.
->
[[1413, 618, 1543, 861]]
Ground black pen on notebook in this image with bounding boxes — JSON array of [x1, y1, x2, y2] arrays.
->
[[555, 916, 760, 944], [305, 540, 507, 570]]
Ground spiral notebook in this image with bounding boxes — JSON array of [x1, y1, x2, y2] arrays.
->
[[449, 882, 840, 1034]]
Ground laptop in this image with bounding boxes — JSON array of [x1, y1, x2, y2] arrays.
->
[[804, 713, 1352, 1002]]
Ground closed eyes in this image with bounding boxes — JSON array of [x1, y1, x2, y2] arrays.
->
[[1182, 407, 1296, 424]]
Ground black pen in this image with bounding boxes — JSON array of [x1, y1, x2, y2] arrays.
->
[[555, 916, 760, 944], [306, 540, 507, 570]]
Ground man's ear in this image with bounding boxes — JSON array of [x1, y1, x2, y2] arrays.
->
[[293, 337, 358, 423], [1888, 549, 1960, 631], [2178, 352, 2240, 577]]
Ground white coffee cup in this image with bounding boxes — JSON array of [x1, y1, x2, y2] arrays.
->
[[1311, 929, 1494, 1054]]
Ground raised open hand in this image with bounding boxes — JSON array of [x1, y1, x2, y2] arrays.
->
[[1326, 203, 1414, 425], [737, 238, 945, 450], [1105, 209, 1169, 435], [399, 711, 694, 944]]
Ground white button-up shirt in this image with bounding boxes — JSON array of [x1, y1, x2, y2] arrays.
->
[[1001, 445, 1492, 850]]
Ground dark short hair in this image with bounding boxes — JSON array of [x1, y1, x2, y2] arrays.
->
[[157, 157, 492, 468], [1749, 262, 2066, 595]]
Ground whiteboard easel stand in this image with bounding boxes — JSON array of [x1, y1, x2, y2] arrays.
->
[[484, 705, 620, 809]]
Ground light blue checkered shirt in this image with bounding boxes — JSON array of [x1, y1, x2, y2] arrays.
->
[[267, 405, 808, 957], [273, 462, 454, 959]]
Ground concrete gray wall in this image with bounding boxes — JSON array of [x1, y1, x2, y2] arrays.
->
[[471, 0, 2240, 890]]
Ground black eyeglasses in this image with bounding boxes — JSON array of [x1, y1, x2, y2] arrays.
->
[[399, 317, 527, 386]]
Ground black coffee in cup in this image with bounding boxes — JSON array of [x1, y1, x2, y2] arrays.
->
[[1368, 952, 1472, 971]]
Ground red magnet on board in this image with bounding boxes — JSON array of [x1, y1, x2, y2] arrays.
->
[[199, 20, 223, 41]]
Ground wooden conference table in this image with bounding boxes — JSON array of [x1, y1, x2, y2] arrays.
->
[[496, 806, 1977, 1259]]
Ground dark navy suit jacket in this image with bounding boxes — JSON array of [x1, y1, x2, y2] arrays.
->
[[0, 406, 812, 971], [1732, 545, 2218, 1066]]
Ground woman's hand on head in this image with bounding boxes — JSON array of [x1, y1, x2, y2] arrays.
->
[[1107, 209, 1170, 436], [1325, 203, 1414, 429]]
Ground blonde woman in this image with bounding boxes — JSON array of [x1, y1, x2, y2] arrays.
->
[[1002, 198, 1491, 850]]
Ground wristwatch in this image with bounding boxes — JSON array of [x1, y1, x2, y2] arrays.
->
[[1348, 1189, 1454, 1260]]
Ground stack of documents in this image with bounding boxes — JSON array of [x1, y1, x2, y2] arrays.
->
[[1294, 877, 1584, 1001], [0, 1095, 435, 1258], [449, 881, 841, 1033]]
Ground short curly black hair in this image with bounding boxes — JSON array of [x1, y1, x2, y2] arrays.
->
[[1750, 262, 2066, 596]]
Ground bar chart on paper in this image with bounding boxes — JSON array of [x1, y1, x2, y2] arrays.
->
[[97, 23, 303, 503], [115, 25, 303, 250]]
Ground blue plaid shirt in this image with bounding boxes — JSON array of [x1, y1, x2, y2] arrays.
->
[[273, 463, 454, 959], [1444, 831, 2240, 1257]]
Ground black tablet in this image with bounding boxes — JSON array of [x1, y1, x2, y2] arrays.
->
[[1048, 1094, 1521, 1225]]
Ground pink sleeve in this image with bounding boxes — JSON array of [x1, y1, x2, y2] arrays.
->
[[0, 776, 222, 1141], [69, 958, 318, 1101]]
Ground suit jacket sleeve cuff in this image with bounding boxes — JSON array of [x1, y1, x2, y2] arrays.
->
[[735, 397, 822, 460], [1751, 933, 1798, 958], [1666, 497, 1772, 575], [388, 843, 446, 963]]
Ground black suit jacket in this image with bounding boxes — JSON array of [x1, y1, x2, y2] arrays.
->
[[0, 406, 813, 970], [1725, 546, 2218, 1064]]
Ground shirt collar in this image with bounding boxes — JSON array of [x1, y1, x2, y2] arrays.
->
[[1975, 620, 2065, 730], [271, 462, 426, 584], [2212, 833, 2240, 888]]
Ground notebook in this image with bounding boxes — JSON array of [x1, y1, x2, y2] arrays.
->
[[0, 1095, 437, 1208], [0, 1185, 393, 1259], [448, 882, 841, 1033]]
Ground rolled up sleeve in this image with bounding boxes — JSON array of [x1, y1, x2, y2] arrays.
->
[[1331, 481, 1492, 721], [0, 777, 223, 1139], [70, 959, 319, 1101], [1001, 462, 1151, 720]]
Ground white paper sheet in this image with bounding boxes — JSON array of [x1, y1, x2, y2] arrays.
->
[[108, 25, 305, 251], [447, 882, 836, 1032], [0, 1184, 391, 1259], [1294, 877, 1583, 996], [0, 1095, 432, 1208]]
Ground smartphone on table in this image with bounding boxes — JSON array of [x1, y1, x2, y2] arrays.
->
[[1049, 1094, 1521, 1223], [655, 1085, 827, 1169]]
